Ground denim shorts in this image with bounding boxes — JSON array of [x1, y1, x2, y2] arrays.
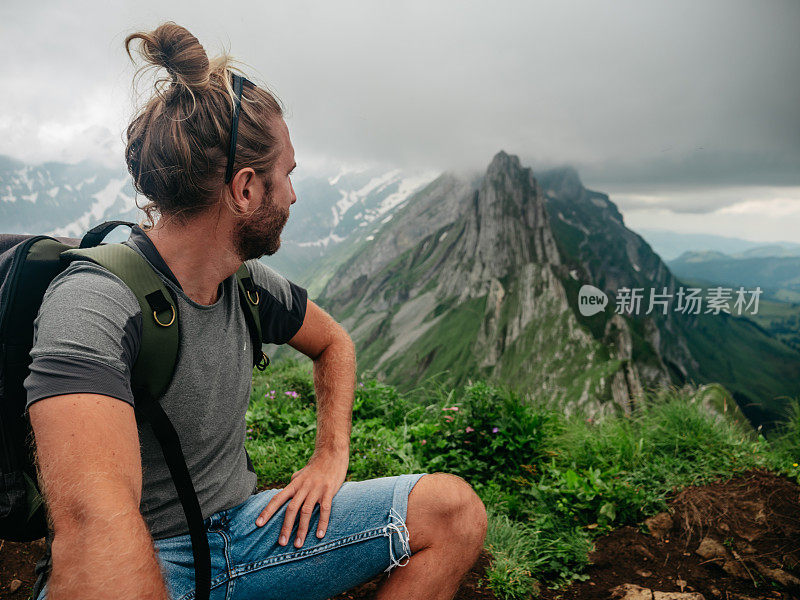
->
[[35, 473, 427, 600]]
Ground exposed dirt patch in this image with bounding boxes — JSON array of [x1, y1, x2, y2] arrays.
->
[[0, 538, 45, 599], [537, 468, 800, 600]]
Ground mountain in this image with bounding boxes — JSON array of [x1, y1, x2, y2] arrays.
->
[[317, 153, 800, 428], [0, 155, 434, 286], [538, 166, 800, 427], [668, 251, 800, 299], [264, 167, 437, 290], [318, 153, 643, 418], [0, 156, 140, 237], [635, 228, 800, 261]]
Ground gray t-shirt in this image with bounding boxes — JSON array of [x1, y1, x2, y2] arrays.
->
[[24, 226, 307, 540]]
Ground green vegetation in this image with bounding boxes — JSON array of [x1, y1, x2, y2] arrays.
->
[[246, 360, 800, 599]]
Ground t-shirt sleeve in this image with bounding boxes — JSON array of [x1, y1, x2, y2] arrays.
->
[[244, 259, 308, 345], [23, 261, 143, 414]]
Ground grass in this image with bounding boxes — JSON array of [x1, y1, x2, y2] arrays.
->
[[245, 359, 800, 599]]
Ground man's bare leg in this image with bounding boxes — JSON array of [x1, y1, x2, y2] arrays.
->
[[375, 472, 488, 600]]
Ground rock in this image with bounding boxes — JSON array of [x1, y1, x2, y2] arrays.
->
[[30, 538, 46, 551], [633, 544, 656, 561], [738, 525, 762, 543], [652, 592, 705, 600], [645, 512, 673, 540], [721, 559, 751, 579], [751, 561, 800, 587], [636, 570, 652, 578], [708, 586, 721, 597], [610, 583, 653, 599], [9, 579, 22, 593], [695, 537, 728, 561]]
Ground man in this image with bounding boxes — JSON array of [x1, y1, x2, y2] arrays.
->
[[25, 22, 487, 600]]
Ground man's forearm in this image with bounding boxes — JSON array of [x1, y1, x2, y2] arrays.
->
[[48, 509, 169, 600], [312, 334, 356, 456]]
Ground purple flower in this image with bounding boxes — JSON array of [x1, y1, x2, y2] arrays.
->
[[492, 427, 499, 434]]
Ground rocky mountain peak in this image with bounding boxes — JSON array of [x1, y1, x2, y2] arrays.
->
[[486, 150, 522, 177]]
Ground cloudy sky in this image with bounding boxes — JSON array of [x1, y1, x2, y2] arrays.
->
[[1, 0, 798, 242]]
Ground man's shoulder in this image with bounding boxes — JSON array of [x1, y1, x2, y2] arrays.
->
[[43, 259, 142, 318], [243, 259, 298, 311]]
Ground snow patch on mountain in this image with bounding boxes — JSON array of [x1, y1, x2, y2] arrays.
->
[[377, 171, 438, 215], [332, 170, 402, 226], [48, 177, 133, 237], [297, 232, 346, 248]]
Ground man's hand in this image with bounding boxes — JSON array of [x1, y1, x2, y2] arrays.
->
[[255, 449, 349, 547]]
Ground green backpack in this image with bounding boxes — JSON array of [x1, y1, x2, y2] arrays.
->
[[0, 221, 267, 600]]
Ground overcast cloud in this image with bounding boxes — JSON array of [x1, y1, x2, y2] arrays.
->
[[1, 0, 798, 240]]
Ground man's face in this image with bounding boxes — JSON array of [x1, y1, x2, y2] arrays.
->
[[232, 119, 297, 261]]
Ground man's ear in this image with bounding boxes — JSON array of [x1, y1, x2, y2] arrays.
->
[[227, 167, 259, 216]]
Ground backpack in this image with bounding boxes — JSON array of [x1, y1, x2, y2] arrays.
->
[[1, 221, 268, 600]]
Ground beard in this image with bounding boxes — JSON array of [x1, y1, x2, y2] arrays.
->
[[232, 189, 290, 261]]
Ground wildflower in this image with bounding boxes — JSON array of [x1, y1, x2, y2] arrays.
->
[[421, 439, 427, 445], [794, 463, 799, 467], [444, 416, 454, 422], [442, 406, 459, 411], [465, 426, 475, 433], [492, 427, 499, 433]]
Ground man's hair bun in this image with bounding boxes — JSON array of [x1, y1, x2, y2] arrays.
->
[[122, 21, 284, 228], [125, 21, 211, 93]]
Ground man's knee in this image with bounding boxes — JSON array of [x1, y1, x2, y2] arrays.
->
[[408, 472, 487, 549]]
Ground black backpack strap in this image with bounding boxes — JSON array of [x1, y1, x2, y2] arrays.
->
[[79, 221, 136, 249], [235, 263, 269, 371], [133, 391, 211, 600], [60, 243, 211, 600]]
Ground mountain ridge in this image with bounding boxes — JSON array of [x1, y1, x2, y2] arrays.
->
[[317, 151, 800, 427]]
